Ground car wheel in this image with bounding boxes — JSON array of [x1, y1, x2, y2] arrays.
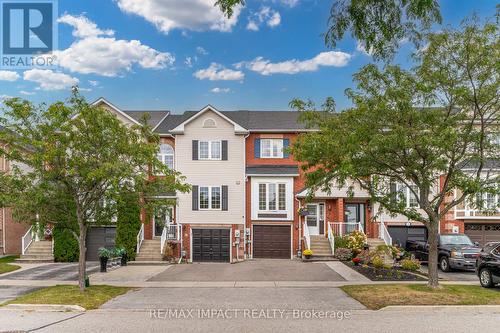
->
[[440, 256, 451, 272], [479, 268, 494, 288]]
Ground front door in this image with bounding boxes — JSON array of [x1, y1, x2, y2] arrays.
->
[[344, 203, 365, 233], [154, 208, 172, 237], [306, 203, 325, 235]]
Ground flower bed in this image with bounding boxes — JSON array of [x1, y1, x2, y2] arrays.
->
[[344, 261, 427, 281]]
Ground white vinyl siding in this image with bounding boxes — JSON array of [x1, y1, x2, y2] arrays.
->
[[260, 139, 283, 158]]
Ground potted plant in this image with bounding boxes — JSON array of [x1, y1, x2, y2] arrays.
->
[[117, 247, 127, 266], [303, 249, 313, 259], [98, 247, 111, 272], [352, 257, 362, 266], [298, 207, 309, 216]]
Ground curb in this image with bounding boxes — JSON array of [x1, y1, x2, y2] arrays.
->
[[4, 303, 86, 312], [378, 305, 500, 311]]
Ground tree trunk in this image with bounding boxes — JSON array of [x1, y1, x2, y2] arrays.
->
[[78, 222, 87, 292], [427, 220, 440, 288]]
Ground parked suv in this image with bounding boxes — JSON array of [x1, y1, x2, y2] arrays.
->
[[476, 242, 500, 288]]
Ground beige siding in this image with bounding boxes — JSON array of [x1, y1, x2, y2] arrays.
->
[[176, 110, 246, 225], [95, 102, 136, 127]]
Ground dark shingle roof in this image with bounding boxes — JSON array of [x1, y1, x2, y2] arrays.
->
[[123, 110, 169, 128], [246, 165, 299, 175], [458, 158, 500, 170], [154, 110, 311, 134]]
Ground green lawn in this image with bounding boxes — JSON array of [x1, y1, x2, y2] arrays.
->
[[0, 256, 20, 274], [341, 284, 500, 310], [6, 285, 134, 310]]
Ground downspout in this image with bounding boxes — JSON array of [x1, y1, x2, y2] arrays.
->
[[296, 197, 302, 256], [171, 134, 183, 264], [243, 133, 250, 259]]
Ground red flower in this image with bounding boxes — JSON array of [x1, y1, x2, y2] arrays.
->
[[352, 257, 362, 264]]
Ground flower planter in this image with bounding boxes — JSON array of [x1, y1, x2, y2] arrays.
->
[[121, 253, 128, 266], [99, 257, 108, 272], [304, 255, 312, 259]]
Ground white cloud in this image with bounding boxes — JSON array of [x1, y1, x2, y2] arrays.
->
[[89, 80, 99, 87], [196, 46, 208, 55], [0, 94, 13, 101], [23, 69, 79, 91], [241, 51, 351, 75], [271, 0, 299, 7], [115, 0, 241, 34], [184, 57, 194, 67], [247, 7, 281, 31], [194, 63, 244, 81], [58, 14, 114, 38], [0, 70, 20, 81], [19, 90, 35, 95], [54, 15, 174, 77], [210, 87, 231, 93]]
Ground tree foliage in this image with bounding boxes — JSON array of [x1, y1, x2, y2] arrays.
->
[[0, 92, 190, 290], [215, 0, 442, 60], [291, 18, 499, 287], [115, 191, 142, 261]]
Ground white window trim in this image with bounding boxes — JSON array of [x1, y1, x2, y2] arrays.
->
[[260, 139, 284, 159], [258, 182, 287, 212], [198, 140, 222, 160], [157, 144, 174, 173], [199, 186, 222, 210], [396, 183, 419, 208]]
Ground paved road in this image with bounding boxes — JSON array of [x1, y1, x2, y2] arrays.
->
[[0, 263, 99, 281], [0, 285, 41, 304], [149, 260, 345, 281]]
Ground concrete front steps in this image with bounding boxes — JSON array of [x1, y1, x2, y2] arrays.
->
[[304, 235, 336, 261], [134, 239, 163, 262], [367, 238, 386, 249], [16, 240, 54, 263]]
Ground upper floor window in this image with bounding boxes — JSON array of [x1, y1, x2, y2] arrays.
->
[[199, 186, 221, 210], [157, 143, 174, 170], [391, 182, 419, 208], [199, 140, 221, 160], [258, 182, 286, 211], [261, 139, 283, 158]]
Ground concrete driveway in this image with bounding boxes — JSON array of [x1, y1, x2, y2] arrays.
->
[[0, 262, 99, 281], [419, 265, 478, 283], [148, 260, 345, 282], [0, 285, 41, 304]]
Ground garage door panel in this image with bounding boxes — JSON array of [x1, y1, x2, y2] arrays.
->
[[465, 224, 500, 246], [253, 225, 291, 259], [192, 229, 230, 262]]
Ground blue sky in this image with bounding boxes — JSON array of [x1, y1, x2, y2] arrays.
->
[[0, 0, 496, 113]]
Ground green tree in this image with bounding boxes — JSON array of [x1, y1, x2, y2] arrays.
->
[[0, 92, 190, 291], [215, 0, 442, 60], [115, 191, 141, 261], [291, 18, 499, 288]]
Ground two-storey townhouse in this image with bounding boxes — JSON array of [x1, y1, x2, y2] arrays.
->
[[441, 159, 500, 246], [0, 125, 31, 255]]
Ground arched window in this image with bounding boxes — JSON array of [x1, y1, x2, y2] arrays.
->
[[203, 118, 216, 128], [157, 143, 174, 170]]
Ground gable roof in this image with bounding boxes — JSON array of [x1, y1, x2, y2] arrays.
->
[[169, 105, 248, 134], [91, 98, 170, 129]]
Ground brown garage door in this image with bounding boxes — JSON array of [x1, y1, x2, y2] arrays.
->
[[465, 224, 500, 246], [253, 225, 291, 259]]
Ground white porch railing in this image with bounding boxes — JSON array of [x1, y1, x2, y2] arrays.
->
[[379, 221, 393, 246], [160, 225, 181, 254], [21, 226, 34, 255], [327, 223, 335, 255], [329, 222, 364, 237], [303, 222, 311, 250], [136, 224, 144, 255]]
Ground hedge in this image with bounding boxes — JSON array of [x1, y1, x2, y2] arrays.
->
[[53, 225, 79, 262], [115, 192, 141, 261]]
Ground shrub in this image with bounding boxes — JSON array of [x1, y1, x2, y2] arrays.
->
[[53, 225, 79, 262], [115, 192, 141, 261], [98, 247, 111, 258], [355, 249, 372, 265], [334, 235, 349, 249], [371, 256, 385, 269], [346, 230, 367, 251], [334, 247, 353, 261], [400, 258, 421, 271]]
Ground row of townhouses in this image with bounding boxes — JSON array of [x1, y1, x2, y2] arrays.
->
[[2, 99, 499, 263]]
